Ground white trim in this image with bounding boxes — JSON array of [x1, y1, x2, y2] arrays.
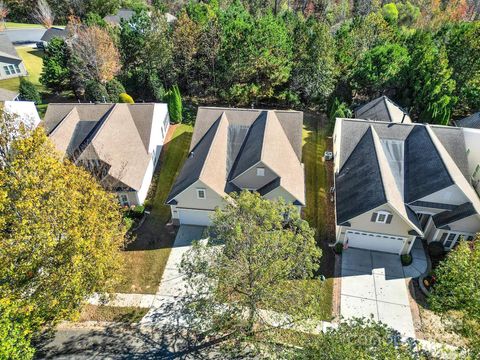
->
[[374, 210, 390, 224]]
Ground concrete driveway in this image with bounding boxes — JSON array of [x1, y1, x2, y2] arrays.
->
[[340, 245, 422, 338]]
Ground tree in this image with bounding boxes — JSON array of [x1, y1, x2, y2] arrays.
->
[[119, 10, 172, 100], [85, 80, 109, 102], [69, 23, 121, 84], [428, 239, 480, 357], [0, 1, 9, 30], [0, 115, 125, 351], [85, 0, 121, 18], [180, 191, 321, 343], [105, 78, 125, 102], [293, 318, 429, 359], [33, 0, 54, 28], [166, 84, 182, 123], [218, 4, 292, 105], [40, 38, 71, 93], [382, 3, 399, 24], [19, 78, 41, 104], [0, 298, 35, 360], [353, 43, 410, 97], [289, 17, 337, 107], [407, 32, 456, 125]]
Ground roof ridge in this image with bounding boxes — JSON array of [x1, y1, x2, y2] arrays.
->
[[48, 106, 78, 136], [425, 125, 480, 214], [199, 112, 228, 181]]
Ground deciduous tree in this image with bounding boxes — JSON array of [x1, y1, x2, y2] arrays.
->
[[0, 114, 125, 354], [180, 191, 321, 344]]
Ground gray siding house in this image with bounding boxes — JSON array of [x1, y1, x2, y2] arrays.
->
[[166, 107, 305, 226], [333, 96, 480, 255], [0, 33, 27, 80]]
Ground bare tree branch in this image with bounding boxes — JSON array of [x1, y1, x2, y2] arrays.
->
[[33, 0, 54, 29]]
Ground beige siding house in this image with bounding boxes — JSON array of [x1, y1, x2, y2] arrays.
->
[[166, 107, 305, 226], [333, 96, 480, 255], [44, 103, 170, 206]]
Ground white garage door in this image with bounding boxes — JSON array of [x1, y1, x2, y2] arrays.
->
[[178, 209, 213, 226], [346, 230, 405, 254]]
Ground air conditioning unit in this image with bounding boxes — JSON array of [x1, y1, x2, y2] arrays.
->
[[324, 151, 333, 161]]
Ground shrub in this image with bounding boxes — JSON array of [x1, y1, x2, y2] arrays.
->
[[19, 78, 41, 104], [106, 79, 126, 102], [400, 254, 412, 266], [382, 3, 399, 24], [334, 242, 343, 254], [166, 84, 182, 123], [123, 217, 134, 231], [85, 81, 109, 102], [119, 92, 134, 103]]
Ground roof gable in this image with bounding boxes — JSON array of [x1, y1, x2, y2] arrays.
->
[[354, 96, 411, 124], [336, 127, 387, 224]]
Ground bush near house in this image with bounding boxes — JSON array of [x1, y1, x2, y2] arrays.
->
[[85, 81, 109, 102], [400, 254, 412, 266], [106, 79, 126, 102], [19, 78, 41, 104], [119, 92, 134, 103]]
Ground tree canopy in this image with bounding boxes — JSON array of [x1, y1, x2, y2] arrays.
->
[[0, 113, 125, 355]]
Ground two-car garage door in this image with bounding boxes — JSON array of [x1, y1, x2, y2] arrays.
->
[[178, 209, 213, 226], [345, 230, 406, 254]]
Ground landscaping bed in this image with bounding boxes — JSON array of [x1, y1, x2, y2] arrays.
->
[[78, 305, 148, 323]]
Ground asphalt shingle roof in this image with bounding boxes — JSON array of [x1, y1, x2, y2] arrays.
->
[[335, 127, 387, 224], [354, 96, 412, 124], [0, 33, 21, 60], [455, 112, 480, 129], [433, 202, 476, 228], [41, 27, 67, 42]]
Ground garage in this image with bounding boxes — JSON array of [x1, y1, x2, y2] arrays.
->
[[345, 230, 406, 254], [178, 209, 213, 226]]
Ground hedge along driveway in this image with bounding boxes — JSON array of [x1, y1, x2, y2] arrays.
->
[[116, 124, 194, 294]]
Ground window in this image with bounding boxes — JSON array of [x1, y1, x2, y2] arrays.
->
[[119, 194, 129, 207], [256, 167, 265, 177], [197, 188, 206, 199], [444, 233, 457, 249], [3, 64, 20, 76], [371, 211, 391, 224]]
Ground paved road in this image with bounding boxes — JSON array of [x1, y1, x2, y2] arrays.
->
[[340, 243, 427, 338], [35, 323, 221, 359], [5, 28, 46, 44]]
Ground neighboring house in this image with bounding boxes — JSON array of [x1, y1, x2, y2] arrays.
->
[[43, 103, 170, 206], [333, 96, 480, 255], [104, 9, 135, 26], [354, 95, 412, 124], [0, 33, 27, 80], [0, 88, 19, 101], [2, 100, 41, 128], [454, 112, 480, 129], [37, 27, 67, 48], [166, 107, 305, 226]]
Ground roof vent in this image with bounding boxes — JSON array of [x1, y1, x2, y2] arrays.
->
[[189, 151, 195, 158]]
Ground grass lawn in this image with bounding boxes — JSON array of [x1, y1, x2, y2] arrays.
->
[[301, 113, 334, 320], [78, 305, 148, 323], [0, 46, 44, 92], [3, 22, 44, 29], [116, 124, 194, 294]]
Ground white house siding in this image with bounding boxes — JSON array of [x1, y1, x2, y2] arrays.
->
[[332, 118, 342, 174], [463, 128, 480, 195], [136, 158, 155, 205], [150, 104, 170, 153], [336, 203, 415, 255], [417, 184, 469, 206], [0, 58, 26, 80]]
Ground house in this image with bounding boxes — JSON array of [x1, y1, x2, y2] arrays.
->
[[43, 103, 170, 206], [0, 33, 27, 80], [2, 100, 41, 128], [104, 9, 135, 26], [0, 88, 19, 101], [166, 107, 305, 226], [454, 112, 480, 129], [333, 96, 480, 255], [354, 95, 412, 123], [37, 27, 67, 49]]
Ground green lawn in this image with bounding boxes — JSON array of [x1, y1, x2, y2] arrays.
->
[[301, 113, 333, 320], [0, 46, 44, 92], [3, 22, 44, 29], [116, 124, 194, 294]]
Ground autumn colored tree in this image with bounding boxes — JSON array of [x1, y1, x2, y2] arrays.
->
[[69, 22, 121, 84], [0, 112, 125, 355]]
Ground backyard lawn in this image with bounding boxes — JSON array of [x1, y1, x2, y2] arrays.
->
[[301, 113, 334, 319], [0, 46, 44, 92], [116, 124, 194, 294]]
